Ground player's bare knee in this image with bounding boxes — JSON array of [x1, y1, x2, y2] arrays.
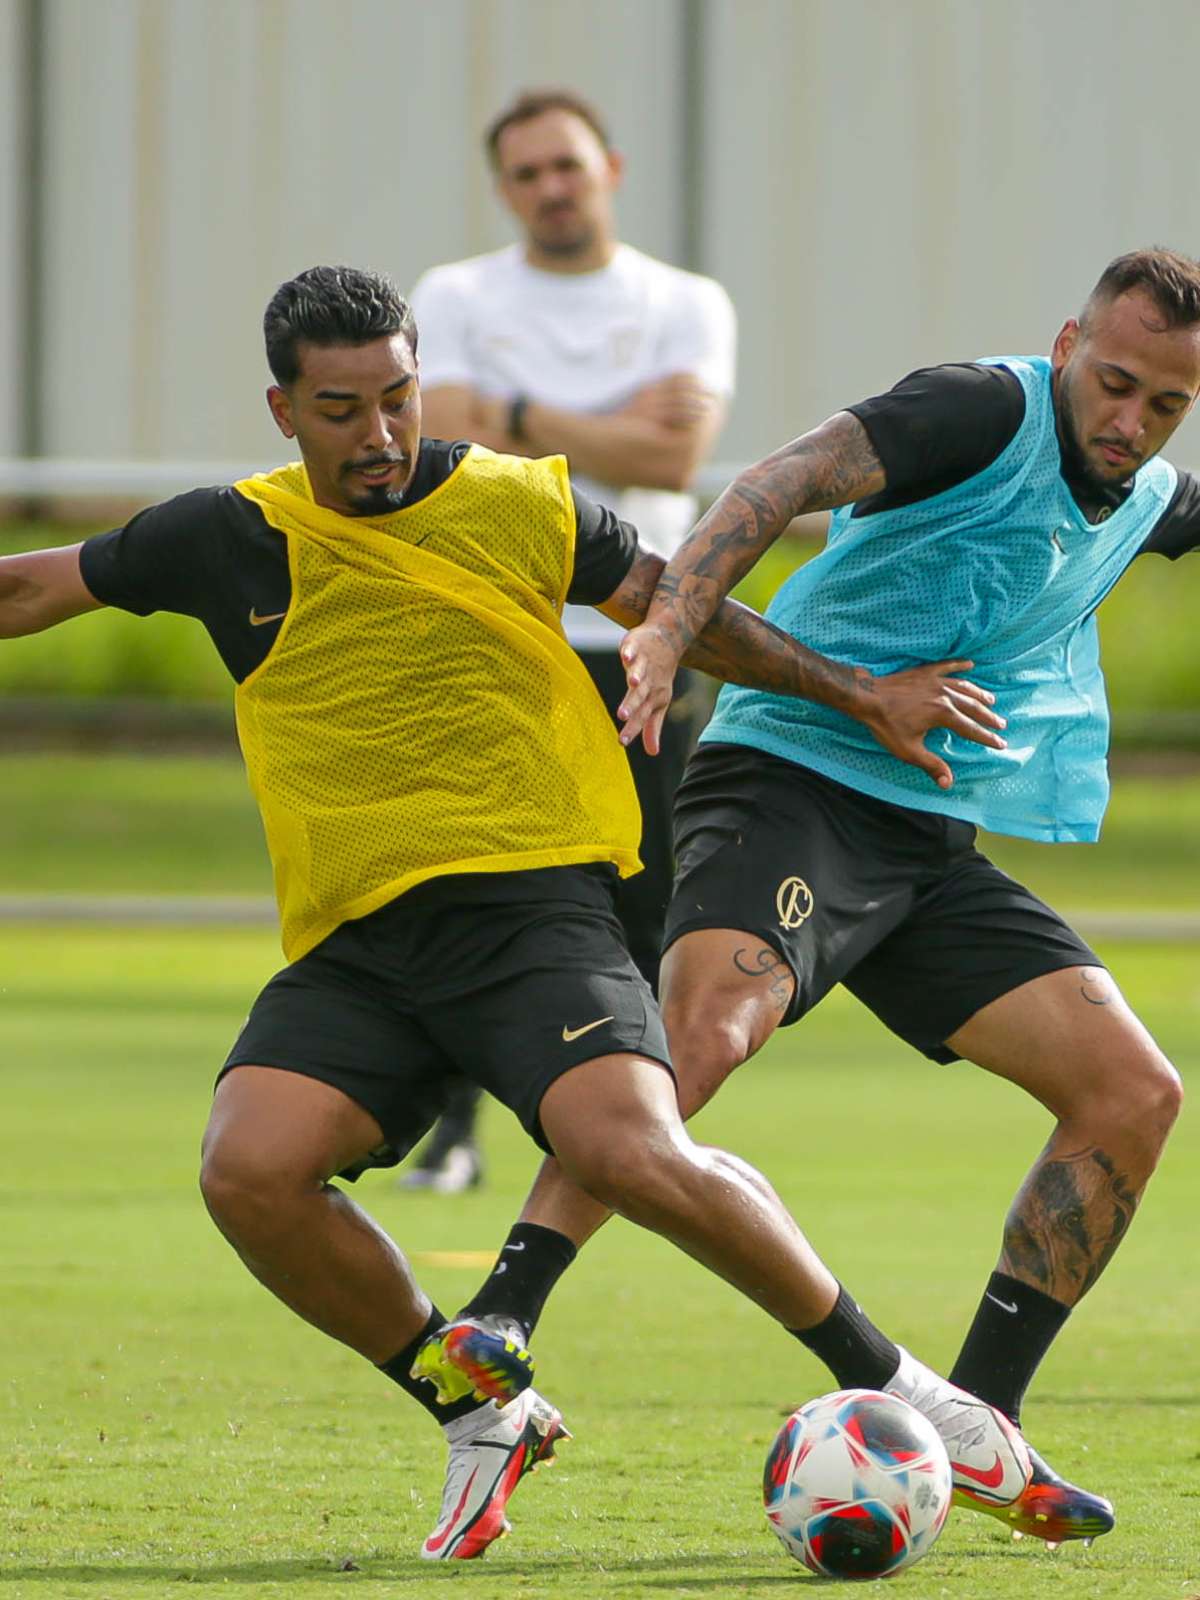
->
[[1081, 1046, 1182, 1161], [1134, 1050, 1183, 1141], [556, 1142, 653, 1210], [661, 1004, 751, 1117], [558, 1120, 693, 1213], [199, 1136, 303, 1240]]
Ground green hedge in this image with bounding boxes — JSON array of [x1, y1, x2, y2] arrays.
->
[[1, 522, 244, 702], [2, 519, 1197, 729]]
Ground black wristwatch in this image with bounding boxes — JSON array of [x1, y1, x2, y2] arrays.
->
[[507, 394, 530, 443]]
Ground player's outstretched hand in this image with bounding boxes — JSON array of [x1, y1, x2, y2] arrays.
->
[[855, 659, 1007, 790], [618, 624, 682, 755]]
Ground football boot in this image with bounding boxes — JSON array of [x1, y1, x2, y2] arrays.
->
[[886, 1348, 1032, 1507], [955, 1442, 1115, 1545], [421, 1388, 568, 1560], [412, 1314, 535, 1407]]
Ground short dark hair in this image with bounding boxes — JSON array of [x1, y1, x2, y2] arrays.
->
[[484, 88, 611, 169], [263, 265, 417, 386], [1084, 247, 1200, 331]]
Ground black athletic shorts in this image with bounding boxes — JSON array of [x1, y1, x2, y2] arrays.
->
[[664, 743, 1101, 1062], [220, 864, 671, 1179]]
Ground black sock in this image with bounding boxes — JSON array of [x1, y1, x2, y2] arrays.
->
[[377, 1306, 486, 1426], [948, 1271, 1071, 1423], [790, 1285, 901, 1392], [457, 1222, 578, 1341]]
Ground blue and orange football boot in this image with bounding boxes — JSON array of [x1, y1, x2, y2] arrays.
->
[[411, 1315, 536, 1407], [954, 1443, 1115, 1547], [886, 1349, 1113, 1547]]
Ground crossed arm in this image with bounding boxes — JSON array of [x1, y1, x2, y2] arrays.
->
[[0, 544, 100, 637], [610, 411, 1007, 789], [420, 373, 726, 493]]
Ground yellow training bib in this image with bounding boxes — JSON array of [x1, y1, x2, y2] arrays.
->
[[233, 447, 641, 961]]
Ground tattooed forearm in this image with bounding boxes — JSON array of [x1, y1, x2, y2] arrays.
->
[[641, 410, 887, 653], [602, 549, 662, 624], [1000, 1142, 1141, 1303], [732, 945, 795, 1014], [602, 552, 865, 714], [684, 600, 862, 712]]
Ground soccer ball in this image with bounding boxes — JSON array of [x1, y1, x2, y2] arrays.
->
[[763, 1389, 952, 1580]]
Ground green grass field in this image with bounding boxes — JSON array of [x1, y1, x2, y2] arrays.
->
[[2, 753, 1198, 1596], [1, 751, 1198, 911], [1, 923, 1198, 1599]]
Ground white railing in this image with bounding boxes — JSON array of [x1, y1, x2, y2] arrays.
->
[[0, 456, 750, 506]]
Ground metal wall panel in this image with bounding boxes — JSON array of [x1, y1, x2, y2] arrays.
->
[[703, 0, 1200, 465], [0, 0, 27, 455], [24, 0, 1200, 468], [39, 0, 144, 457], [34, 0, 688, 462]]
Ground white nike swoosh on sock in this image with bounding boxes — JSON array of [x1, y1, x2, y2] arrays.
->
[[985, 1293, 1019, 1314]]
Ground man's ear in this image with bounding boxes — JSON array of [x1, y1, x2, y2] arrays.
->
[[267, 384, 296, 439], [1051, 318, 1080, 373]]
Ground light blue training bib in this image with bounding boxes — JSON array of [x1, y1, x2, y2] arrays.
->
[[703, 356, 1176, 841]]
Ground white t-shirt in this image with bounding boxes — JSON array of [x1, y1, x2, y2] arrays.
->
[[410, 243, 737, 648]]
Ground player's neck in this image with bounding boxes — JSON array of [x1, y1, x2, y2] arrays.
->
[[522, 236, 618, 275]]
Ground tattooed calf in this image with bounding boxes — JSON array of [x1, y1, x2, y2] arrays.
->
[[1001, 1142, 1140, 1301]]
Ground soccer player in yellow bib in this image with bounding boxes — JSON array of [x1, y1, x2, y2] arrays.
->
[[0, 265, 1020, 1562]]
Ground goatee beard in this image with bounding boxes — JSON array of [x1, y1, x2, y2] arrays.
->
[[1056, 380, 1133, 492], [346, 484, 408, 516]]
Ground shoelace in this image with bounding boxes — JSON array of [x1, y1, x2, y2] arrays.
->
[[897, 1372, 990, 1455]]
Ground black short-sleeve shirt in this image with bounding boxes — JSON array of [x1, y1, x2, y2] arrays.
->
[[79, 438, 639, 681], [845, 362, 1200, 557]]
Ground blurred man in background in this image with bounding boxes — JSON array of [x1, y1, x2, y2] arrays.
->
[[402, 88, 736, 1190]]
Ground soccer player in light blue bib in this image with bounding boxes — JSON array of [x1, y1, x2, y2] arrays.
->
[[612, 247, 1200, 1543], [435, 249, 1200, 1549]]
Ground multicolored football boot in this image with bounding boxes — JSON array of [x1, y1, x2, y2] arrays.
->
[[421, 1388, 569, 1560], [411, 1315, 535, 1407], [885, 1348, 1032, 1507], [954, 1443, 1115, 1546]]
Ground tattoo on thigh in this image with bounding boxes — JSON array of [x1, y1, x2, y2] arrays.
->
[[1001, 1142, 1140, 1300], [732, 944, 794, 1013], [1079, 967, 1113, 1006]]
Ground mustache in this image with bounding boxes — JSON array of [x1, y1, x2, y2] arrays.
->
[[342, 453, 406, 475], [1092, 436, 1141, 461]]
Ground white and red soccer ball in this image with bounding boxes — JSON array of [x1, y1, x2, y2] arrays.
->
[[763, 1389, 953, 1580]]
